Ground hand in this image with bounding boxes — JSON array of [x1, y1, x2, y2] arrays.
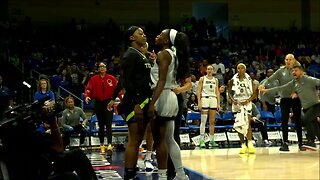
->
[[172, 87, 180, 94], [258, 85, 265, 91], [252, 117, 258, 122], [149, 50, 157, 61], [217, 105, 220, 112], [66, 126, 73, 131], [107, 100, 115, 110], [259, 88, 268, 94], [240, 99, 250, 106], [107, 100, 114, 111], [85, 97, 91, 104], [82, 120, 88, 127], [233, 99, 240, 105], [291, 92, 298, 99]]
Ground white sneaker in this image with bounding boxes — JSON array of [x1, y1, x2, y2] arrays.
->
[[251, 140, 256, 147], [264, 140, 271, 146], [173, 175, 189, 180]]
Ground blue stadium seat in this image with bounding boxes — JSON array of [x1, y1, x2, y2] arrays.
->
[[223, 112, 234, 120], [216, 113, 222, 121], [187, 112, 201, 121], [274, 109, 282, 123], [113, 114, 126, 126], [260, 110, 274, 119], [260, 110, 275, 125]]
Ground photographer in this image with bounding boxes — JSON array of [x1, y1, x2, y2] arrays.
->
[[0, 98, 97, 180]]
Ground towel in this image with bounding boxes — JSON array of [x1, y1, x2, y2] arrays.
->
[[232, 73, 253, 96], [233, 105, 249, 136]]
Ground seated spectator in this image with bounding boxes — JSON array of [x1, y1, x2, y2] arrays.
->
[[60, 96, 88, 148], [251, 103, 270, 146], [187, 93, 199, 112], [187, 93, 200, 126], [34, 78, 55, 106], [219, 85, 227, 112]]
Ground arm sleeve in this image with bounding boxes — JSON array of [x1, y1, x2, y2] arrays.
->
[[252, 103, 260, 119], [309, 76, 320, 86], [251, 104, 261, 119], [84, 78, 92, 98], [49, 91, 55, 101], [268, 81, 293, 95], [60, 110, 69, 128], [121, 53, 136, 94]]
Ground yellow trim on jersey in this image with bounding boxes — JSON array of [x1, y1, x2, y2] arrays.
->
[[126, 98, 150, 121]]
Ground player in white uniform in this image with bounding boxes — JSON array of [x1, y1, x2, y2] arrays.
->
[[197, 65, 220, 148], [227, 63, 257, 154], [149, 29, 190, 180]]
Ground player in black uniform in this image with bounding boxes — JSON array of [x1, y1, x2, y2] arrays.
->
[[120, 26, 154, 180]]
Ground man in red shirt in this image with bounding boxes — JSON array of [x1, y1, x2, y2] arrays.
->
[[85, 62, 117, 154]]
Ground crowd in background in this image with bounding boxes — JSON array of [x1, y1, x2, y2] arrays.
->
[[1, 16, 320, 105]]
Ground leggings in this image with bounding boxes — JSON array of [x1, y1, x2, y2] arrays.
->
[[167, 93, 184, 179], [94, 99, 113, 144], [166, 121, 183, 172]]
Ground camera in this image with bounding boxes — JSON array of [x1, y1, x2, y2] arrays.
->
[[0, 96, 64, 180], [0, 96, 62, 139]]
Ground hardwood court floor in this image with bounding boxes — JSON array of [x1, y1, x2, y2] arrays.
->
[[181, 145, 319, 180]]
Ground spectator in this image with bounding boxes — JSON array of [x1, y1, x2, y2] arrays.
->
[[60, 96, 88, 148], [84, 61, 117, 155], [187, 93, 199, 112], [34, 78, 55, 107], [251, 103, 270, 146]]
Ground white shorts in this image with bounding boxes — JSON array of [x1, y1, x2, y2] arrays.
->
[[155, 89, 178, 117], [201, 96, 218, 110], [232, 101, 252, 115]]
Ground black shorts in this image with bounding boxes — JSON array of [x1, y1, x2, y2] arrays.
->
[[121, 94, 151, 124]]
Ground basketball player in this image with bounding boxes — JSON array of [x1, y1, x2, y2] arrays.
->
[[120, 26, 153, 180], [149, 29, 190, 180], [227, 63, 257, 154], [197, 65, 220, 148]]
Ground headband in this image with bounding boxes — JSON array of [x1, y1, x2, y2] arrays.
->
[[169, 29, 178, 45], [127, 26, 139, 36], [125, 26, 139, 43], [237, 63, 246, 69]]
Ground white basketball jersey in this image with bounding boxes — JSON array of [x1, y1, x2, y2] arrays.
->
[[201, 76, 217, 97], [150, 48, 177, 89], [233, 80, 252, 101]]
